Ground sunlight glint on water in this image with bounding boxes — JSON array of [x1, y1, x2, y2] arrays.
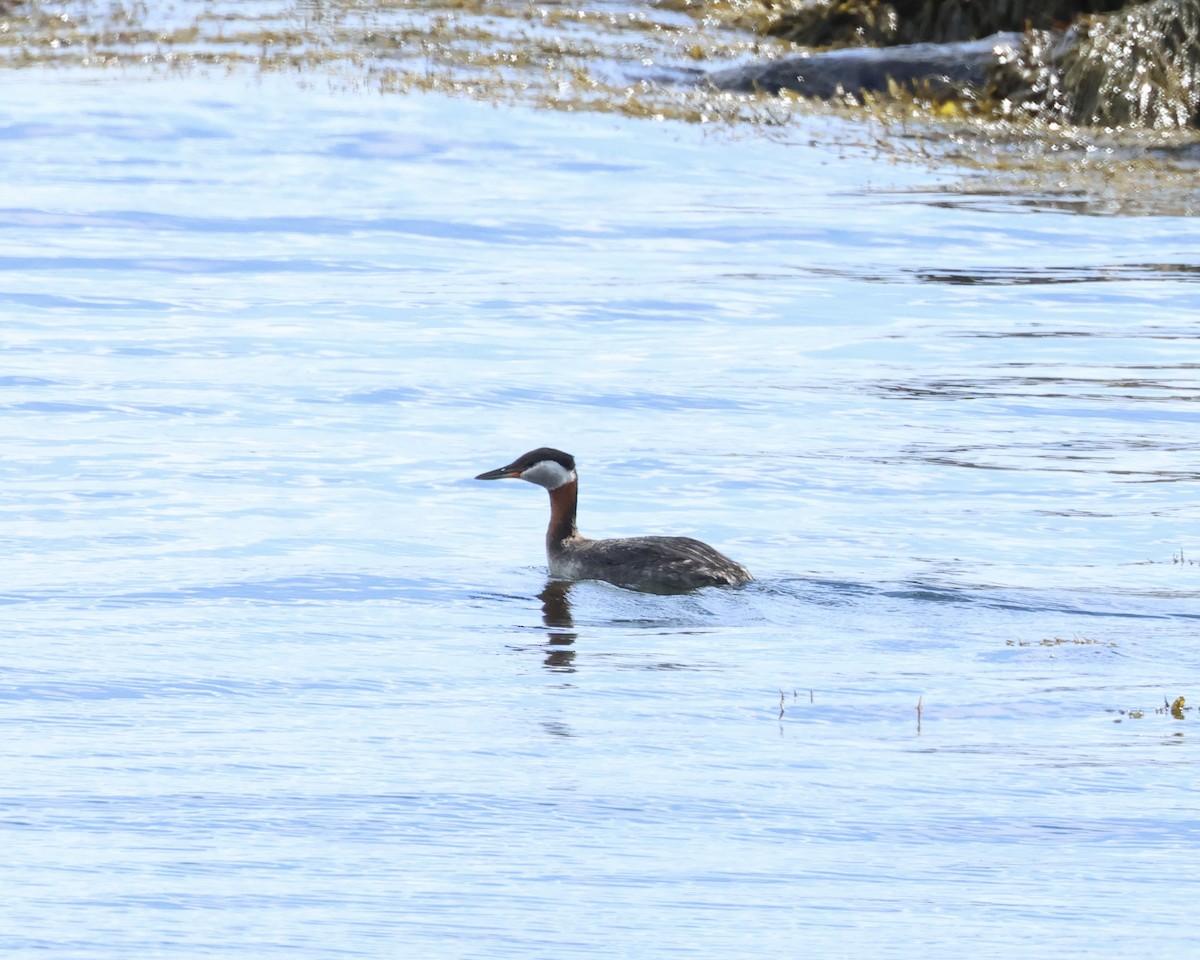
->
[[1, 74, 1198, 958]]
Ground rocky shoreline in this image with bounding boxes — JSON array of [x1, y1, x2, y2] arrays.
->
[[707, 0, 1200, 130]]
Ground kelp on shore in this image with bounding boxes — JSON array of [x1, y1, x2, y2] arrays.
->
[[1, 0, 1198, 213]]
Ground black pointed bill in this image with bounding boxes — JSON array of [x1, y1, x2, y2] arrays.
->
[[475, 464, 522, 481]]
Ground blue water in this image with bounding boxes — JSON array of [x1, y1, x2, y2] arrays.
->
[[2, 72, 1199, 957]]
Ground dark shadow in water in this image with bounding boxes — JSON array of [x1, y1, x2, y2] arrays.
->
[[806, 262, 1200, 287], [773, 575, 1200, 621], [539, 580, 577, 672]]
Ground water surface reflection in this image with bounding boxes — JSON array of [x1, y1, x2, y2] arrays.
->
[[4, 72, 1200, 960], [539, 580, 578, 672]]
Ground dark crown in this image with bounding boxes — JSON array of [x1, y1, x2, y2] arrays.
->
[[513, 447, 575, 472]]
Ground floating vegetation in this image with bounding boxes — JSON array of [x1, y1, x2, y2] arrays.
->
[[1006, 635, 1117, 648], [1113, 695, 1189, 722], [1141, 548, 1200, 566], [0, 0, 801, 124], [860, 103, 1200, 216], [777, 687, 813, 718]]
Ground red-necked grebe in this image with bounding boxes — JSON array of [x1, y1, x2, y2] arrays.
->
[[475, 447, 752, 593]]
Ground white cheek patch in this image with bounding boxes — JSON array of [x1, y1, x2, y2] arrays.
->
[[521, 460, 575, 490]]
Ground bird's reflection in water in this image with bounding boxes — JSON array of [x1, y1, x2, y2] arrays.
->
[[539, 579, 577, 671]]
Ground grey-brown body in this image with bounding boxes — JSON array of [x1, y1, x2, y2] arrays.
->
[[549, 533, 751, 593]]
